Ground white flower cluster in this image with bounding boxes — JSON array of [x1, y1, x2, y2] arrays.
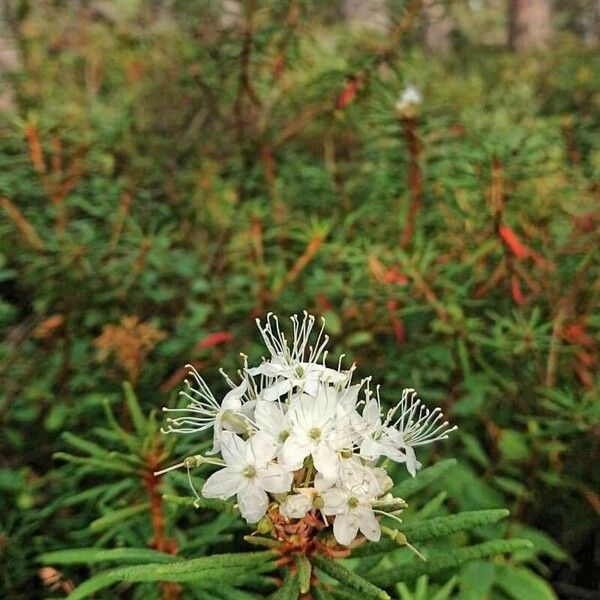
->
[[160, 313, 455, 547]]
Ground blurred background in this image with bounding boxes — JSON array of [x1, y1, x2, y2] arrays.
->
[[0, 0, 599, 598]]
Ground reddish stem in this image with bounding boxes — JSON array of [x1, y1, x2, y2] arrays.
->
[[400, 116, 422, 249], [143, 456, 179, 600]]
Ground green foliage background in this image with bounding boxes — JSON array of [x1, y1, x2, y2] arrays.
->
[[0, 1, 598, 598]]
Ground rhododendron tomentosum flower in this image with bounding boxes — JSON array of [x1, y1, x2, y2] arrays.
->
[[249, 312, 351, 399], [322, 484, 381, 546], [280, 387, 351, 480], [382, 388, 457, 476], [158, 312, 456, 548], [202, 431, 292, 523], [354, 385, 457, 476], [395, 84, 422, 118], [161, 365, 251, 454]]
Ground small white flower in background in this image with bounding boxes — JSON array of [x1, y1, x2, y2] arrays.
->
[[160, 312, 455, 547], [395, 85, 422, 118]]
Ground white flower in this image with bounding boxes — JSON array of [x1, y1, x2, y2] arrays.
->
[[280, 488, 316, 519], [162, 366, 251, 454], [395, 85, 422, 115], [352, 384, 406, 463], [253, 400, 292, 445], [249, 312, 350, 399], [322, 483, 381, 546], [202, 432, 293, 523], [280, 470, 335, 520], [381, 388, 457, 476], [339, 458, 391, 498], [281, 387, 343, 480]]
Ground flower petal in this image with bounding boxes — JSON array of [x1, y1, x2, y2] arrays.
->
[[359, 437, 384, 461], [247, 432, 278, 467], [237, 480, 269, 523], [313, 443, 339, 481], [207, 418, 224, 455], [247, 362, 287, 378], [356, 506, 381, 542], [220, 431, 247, 466], [281, 434, 310, 471], [255, 401, 289, 439], [258, 463, 292, 494], [280, 493, 312, 519], [333, 513, 359, 546], [321, 488, 346, 515], [288, 394, 316, 430], [337, 384, 360, 414], [314, 472, 335, 492], [405, 446, 421, 477], [261, 379, 294, 401], [221, 379, 247, 410], [363, 398, 381, 427], [202, 467, 242, 500]]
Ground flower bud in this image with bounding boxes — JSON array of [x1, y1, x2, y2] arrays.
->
[[395, 85, 422, 119], [256, 515, 273, 534]]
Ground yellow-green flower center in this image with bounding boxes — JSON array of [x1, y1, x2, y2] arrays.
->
[[243, 465, 257, 479], [309, 427, 322, 441]]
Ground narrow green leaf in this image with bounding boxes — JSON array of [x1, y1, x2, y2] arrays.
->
[[368, 539, 533, 587], [123, 381, 147, 434], [244, 575, 279, 592], [329, 586, 368, 599], [295, 554, 312, 594], [457, 338, 471, 377], [244, 535, 280, 549], [102, 399, 139, 453], [395, 581, 414, 600], [163, 493, 237, 513], [60, 484, 121, 507], [494, 565, 558, 600], [53, 452, 137, 475], [392, 459, 457, 499], [313, 585, 336, 600], [458, 561, 495, 600], [398, 509, 509, 542], [39, 547, 179, 565], [271, 569, 300, 599], [90, 503, 150, 532], [416, 492, 447, 519], [66, 551, 279, 600], [212, 587, 262, 600], [62, 433, 111, 459], [350, 539, 397, 558], [414, 575, 428, 600], [352, 511, 508, 558], [430, 576, 458, 600], [312, 554, 390, 600], [107, 450, 146, 468], [509, 524, 568, 562], [68, 565, 271, 600]]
